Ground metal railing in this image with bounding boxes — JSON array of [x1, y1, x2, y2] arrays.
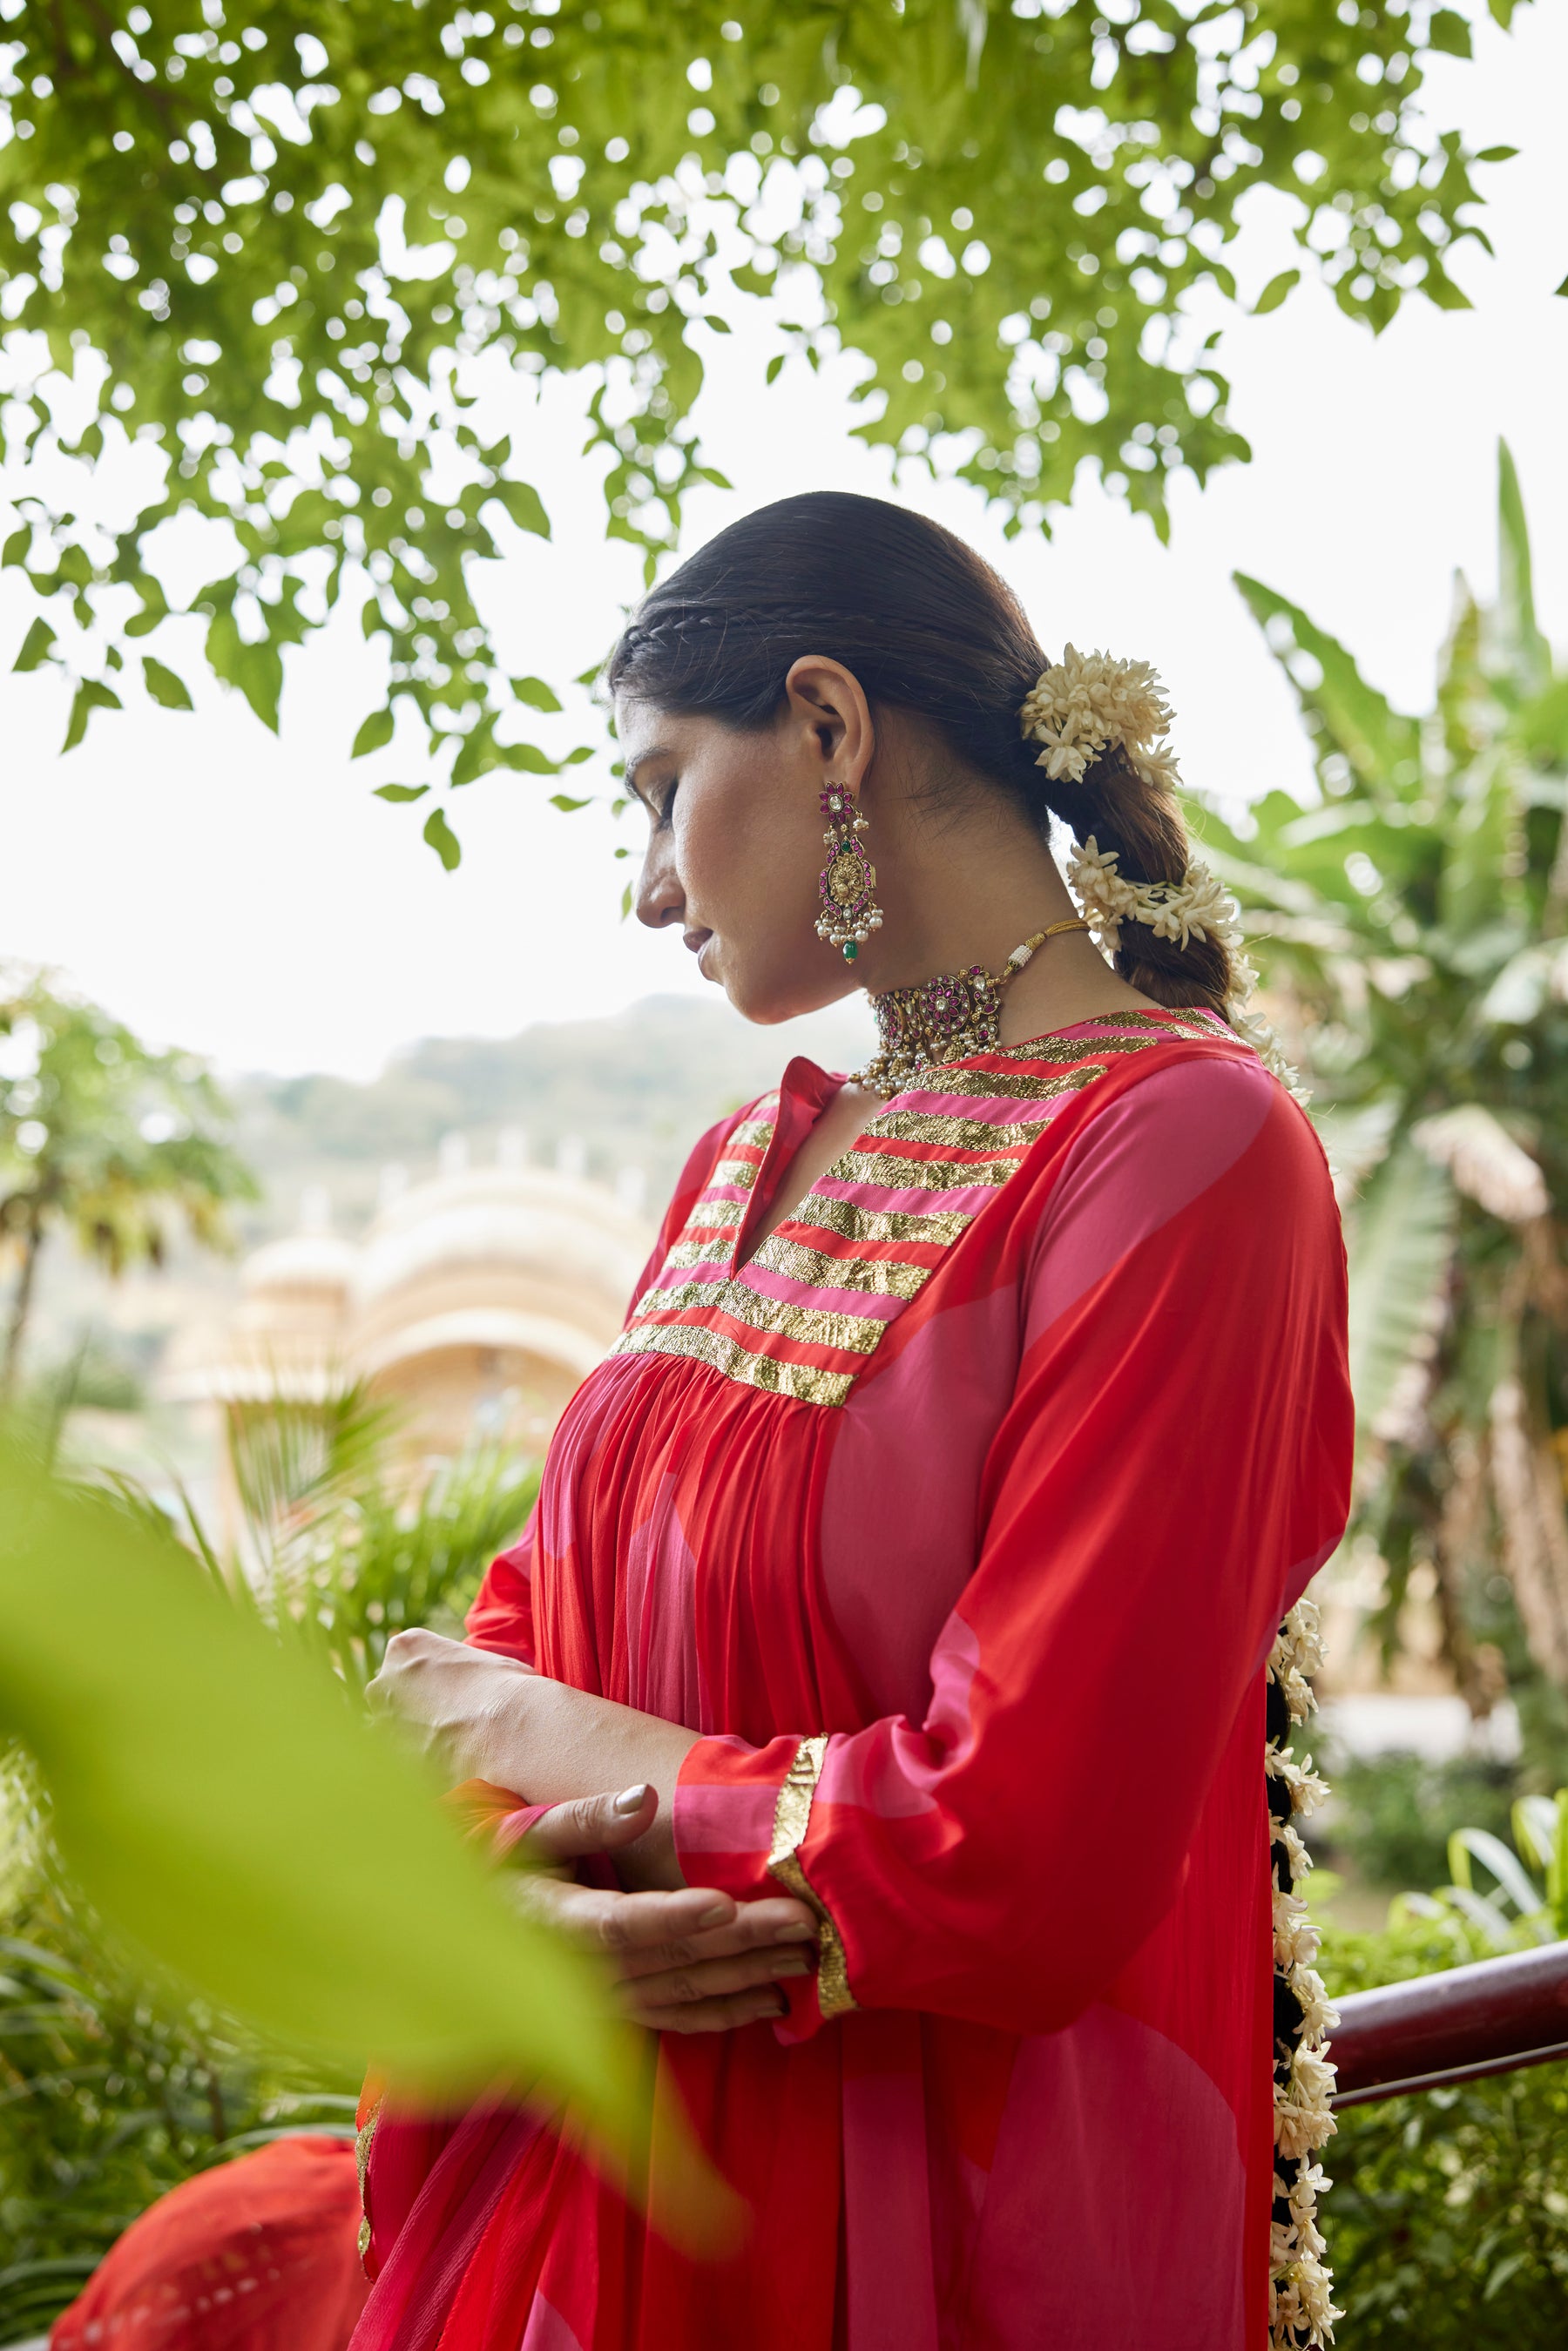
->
[[1330, 1941, 1568, 2108]]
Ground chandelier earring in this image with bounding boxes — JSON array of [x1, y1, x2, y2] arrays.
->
[[814, 782, 883, 964]]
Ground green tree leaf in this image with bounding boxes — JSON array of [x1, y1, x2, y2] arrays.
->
[[1253, 268, 1300, 315], [374, 782, 430, 802], [13, 618, 56, 673], [141, 657, 194, 712], [492, 479, 551, 540], [352, 706, 397, 759], [62, 679, 122, 754], [422, 807, 462, 870], [511, 676, 564, 713]]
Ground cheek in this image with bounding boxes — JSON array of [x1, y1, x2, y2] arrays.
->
[[683, 773, 814, 922]]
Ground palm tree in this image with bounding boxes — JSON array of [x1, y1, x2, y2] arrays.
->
[[1193, 445, 1568, 1716], [0, 974, 257, 1395]]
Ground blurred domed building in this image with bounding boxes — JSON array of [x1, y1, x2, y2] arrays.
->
[[172, 1141, 653, 1480]]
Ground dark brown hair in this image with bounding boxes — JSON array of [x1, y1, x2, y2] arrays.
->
[[607, 491, 1234, 1019]]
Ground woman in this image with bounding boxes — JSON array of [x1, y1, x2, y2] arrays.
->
[[360, 493, 1352, 2351]]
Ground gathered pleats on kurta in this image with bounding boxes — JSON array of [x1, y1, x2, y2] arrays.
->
[[355, 1009, 1353, 2351]]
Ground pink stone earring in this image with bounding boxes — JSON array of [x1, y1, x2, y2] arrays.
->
[[814, 783, 884, 965]]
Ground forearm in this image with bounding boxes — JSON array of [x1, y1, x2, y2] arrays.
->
[[471, 1674, 700, 1891]]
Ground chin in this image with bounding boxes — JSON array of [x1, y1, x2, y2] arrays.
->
[[722, 955, 862, 1028]]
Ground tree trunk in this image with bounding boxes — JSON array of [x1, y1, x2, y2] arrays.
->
[[1432, 1429, 1494, 1717], [0, 1214, 43, 1400], [1489, 1375, 1568, 1687]]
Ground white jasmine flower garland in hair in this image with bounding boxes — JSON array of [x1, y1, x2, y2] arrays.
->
[[1018, 646, 1308, 1101], [1018, 645, 1177, 791]]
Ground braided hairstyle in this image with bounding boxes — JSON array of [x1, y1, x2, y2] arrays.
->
[[607, 491, 1237, 1022]]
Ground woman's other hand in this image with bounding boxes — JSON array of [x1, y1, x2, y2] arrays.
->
[[517, 1786, 819, 2035], [368, 1626, 531, 1781]]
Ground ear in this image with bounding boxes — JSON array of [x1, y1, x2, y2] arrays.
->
[[781, 657, 875, 795]]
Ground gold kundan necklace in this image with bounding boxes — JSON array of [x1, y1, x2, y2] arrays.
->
[[854, 917, 1091, 1096]]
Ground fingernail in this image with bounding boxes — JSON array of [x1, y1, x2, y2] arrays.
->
[[697, 1899, 732, 1927], [779, 1921, 817, 1942], [772, 1953, 810, 1976], [613, 1785, 650, 1815]]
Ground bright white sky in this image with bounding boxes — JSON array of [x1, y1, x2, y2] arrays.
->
[[0, 5, 1564, 1081]]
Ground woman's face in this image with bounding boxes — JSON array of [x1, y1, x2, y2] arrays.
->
[[618, 661, 871, 1024]]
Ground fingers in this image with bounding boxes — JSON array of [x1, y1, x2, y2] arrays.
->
[[621, 1942, 814, 2017], [628, 1985, 791, 2034], [615, 1900, 818, 1983], [523, 1787, 659, 1861], [513, 1875, 742, 1952]]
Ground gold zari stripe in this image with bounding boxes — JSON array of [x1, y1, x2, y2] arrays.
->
[[908, 1060, 1109, 1102], [828, 1147, 1023, 1193], [634, 1274, 889, 1355], [612, 1318, 855, 1407], [726, 1115, 778, 1150], [786, 1194, 974, 1249], [754, 1234, 936, 1300], [868, 1110, 1057, 1151], [767, 1735, 856, 2020], [685, 1195, 747, 1229]]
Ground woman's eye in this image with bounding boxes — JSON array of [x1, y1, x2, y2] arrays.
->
[[655, 780, 679, 829]]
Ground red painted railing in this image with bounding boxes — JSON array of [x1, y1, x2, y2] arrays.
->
[[1330, 1942, 1568, 2107]]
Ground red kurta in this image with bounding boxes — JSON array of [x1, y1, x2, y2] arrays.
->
[[355, 1008, 1352, 2351]]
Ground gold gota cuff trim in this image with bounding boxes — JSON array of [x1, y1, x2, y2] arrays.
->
[[355, 2099, 382, 2263], [767, 1735, 856, 2021], [612, 1318, 856, 1406]]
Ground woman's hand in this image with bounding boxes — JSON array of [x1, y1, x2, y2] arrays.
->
[[512, 1786, 818, 2034], [369, 1625, 532, 1785], [369, 1630, 705, 1892]]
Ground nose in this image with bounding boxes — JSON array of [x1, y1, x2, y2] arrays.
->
[[636, 831, 685, 931]]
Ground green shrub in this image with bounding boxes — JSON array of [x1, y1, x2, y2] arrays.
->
[[1320, 1911, 1568, 2341]]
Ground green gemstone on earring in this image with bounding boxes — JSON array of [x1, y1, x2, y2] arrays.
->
[[843, 941, 858, 963]]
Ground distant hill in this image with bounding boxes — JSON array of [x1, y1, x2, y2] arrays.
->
[[232, 992, 876, 1240]]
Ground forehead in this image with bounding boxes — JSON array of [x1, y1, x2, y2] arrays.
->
[[615, 697, 719, 773]]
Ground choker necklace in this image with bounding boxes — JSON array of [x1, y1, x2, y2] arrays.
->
[[854, 918, 1092, 1096]]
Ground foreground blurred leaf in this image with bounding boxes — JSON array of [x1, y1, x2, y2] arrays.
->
[[0, 1446, 636, 2132]]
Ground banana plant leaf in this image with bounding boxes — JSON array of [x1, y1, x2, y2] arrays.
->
[[1344, 1140, 1457, 1437], [0, 1443, 639, 2138]]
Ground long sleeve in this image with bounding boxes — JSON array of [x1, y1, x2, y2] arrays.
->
[[673, 1056, 1353, 2039]]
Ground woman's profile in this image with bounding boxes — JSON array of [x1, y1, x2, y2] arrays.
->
[[358, 490, 1354, 2351]]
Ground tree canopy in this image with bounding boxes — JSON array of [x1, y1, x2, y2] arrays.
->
[[0, 0, 1521, 859]]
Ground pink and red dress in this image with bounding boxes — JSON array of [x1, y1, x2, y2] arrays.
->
[[355, 1006, 1353, 2351]]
